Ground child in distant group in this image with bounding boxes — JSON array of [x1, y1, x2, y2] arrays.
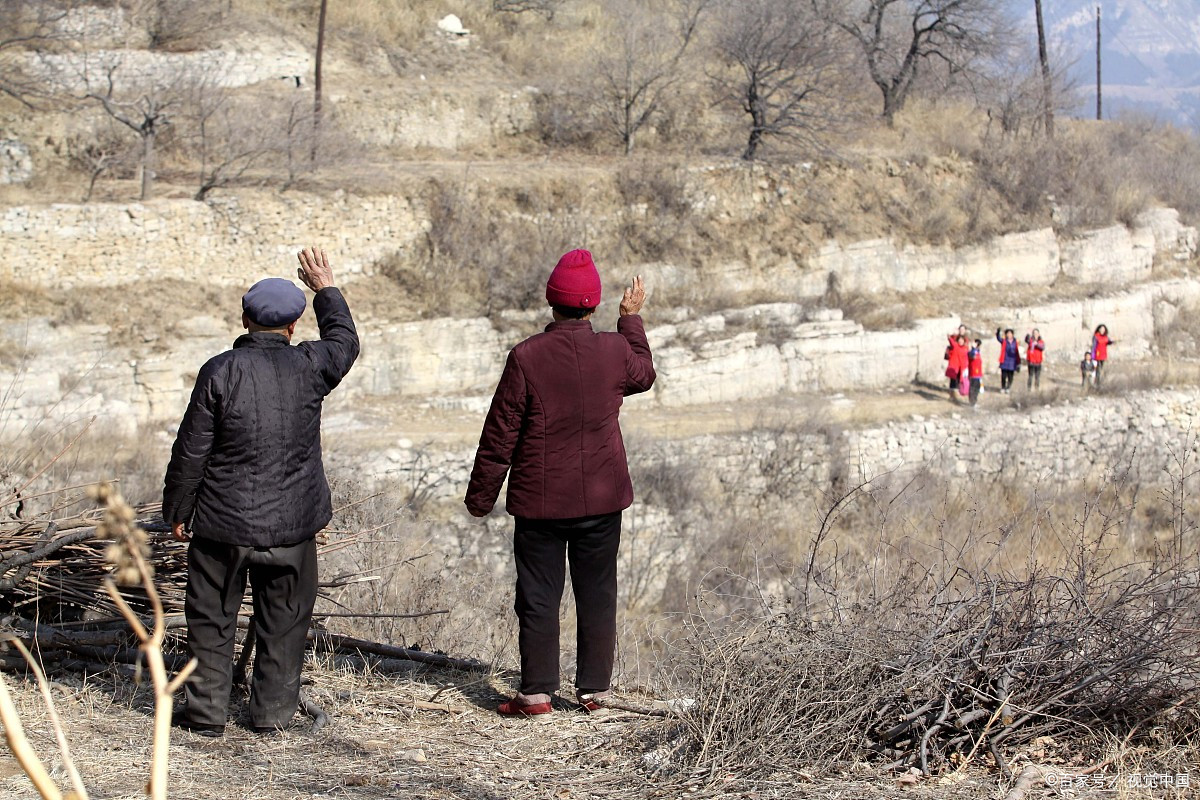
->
[[1024, 329, 1046, 390], [995, 327, 1021, 394], [1081, 350, 1096, 389], [968, 338, 984, 408]]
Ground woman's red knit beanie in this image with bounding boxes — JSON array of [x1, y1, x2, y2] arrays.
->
[[546, 249, 602, 309]]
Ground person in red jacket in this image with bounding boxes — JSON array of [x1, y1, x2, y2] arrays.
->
[[465, 249, 656, 716], [1024, 328, 1046, 390], [967, 338, 984, 407], [945, 331, 969, 402], [1091, 324, 1114, 387]]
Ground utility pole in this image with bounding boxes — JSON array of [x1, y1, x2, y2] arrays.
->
[[1095, 4, 1102, 121], [312, 0, 328, 164], [1034, 0, 1053, 137]]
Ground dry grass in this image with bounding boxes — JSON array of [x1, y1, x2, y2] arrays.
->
[[0, 649, 1044, 800], [647, 457, 1200, 790]]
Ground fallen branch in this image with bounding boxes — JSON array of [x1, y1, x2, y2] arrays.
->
[[300, 691, 331, 732], [310, 631, 489, 672], [1002, 764, 1044, 800]]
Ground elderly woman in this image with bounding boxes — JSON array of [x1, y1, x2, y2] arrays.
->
[[996, 327, 1021, 394], [465, 249, 656, 715]]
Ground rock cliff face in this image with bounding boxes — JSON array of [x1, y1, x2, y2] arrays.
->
[[1, 202, 1196, 432], [5, 274, 1197, 433]]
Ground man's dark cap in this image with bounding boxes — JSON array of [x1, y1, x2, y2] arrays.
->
[[242, 278, 306, 327]]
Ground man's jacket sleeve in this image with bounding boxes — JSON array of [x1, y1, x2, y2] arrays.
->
[[302, 287, 360, 393], [464, 351, 527, 516], [617, 314, 656, 396], [162, 361, 220, 526]]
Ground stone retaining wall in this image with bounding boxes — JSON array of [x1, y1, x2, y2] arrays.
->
[[2, 185, 1193, 296], [342, 387, 1200, 508]]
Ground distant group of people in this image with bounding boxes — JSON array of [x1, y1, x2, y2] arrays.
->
[[943, 323, 1115, 406]]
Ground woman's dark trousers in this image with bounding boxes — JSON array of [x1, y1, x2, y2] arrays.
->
[[1027, 364, 1042, 389], [513, 512, 622, 696], [182, 536, 318, 729], [1000, 369, 1015, 391]]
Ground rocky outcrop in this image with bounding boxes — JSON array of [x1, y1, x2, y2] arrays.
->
[[0, 190, 421, 288], [845, 388, 1200, 486], [645, 208, 1196, 302], [0, 140, 32, 185], [2, 182, 1192, 297], [5, 279, 1199, 432], [336, 86, 539, 151], [26, 37, 312, 93]]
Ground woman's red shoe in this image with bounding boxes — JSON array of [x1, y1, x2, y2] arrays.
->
[[496, 698, 553, 716]]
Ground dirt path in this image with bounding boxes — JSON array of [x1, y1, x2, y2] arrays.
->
[[327, 367, 1143, 453]]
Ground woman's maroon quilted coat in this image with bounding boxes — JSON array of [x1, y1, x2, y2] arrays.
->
[[465, 316, 656, 519]]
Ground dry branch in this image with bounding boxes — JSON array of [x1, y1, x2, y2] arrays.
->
[[310, 631, 490, 672]]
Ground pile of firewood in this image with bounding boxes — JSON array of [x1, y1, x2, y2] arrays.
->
[[1, 503, 184, 625], [0, 501, 487, 677]]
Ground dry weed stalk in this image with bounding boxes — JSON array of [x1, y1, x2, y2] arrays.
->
[[0, 670, 69, 800], [0, 482, 196, 800], [91, 481, 196, 800]]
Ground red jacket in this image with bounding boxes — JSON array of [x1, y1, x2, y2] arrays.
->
[[968, 349, 983, 379], [1025, 336, 1045, 365], [945, 335, 968, 375], [1092, 333, 1111, 362], [465, 316, 656, 519]]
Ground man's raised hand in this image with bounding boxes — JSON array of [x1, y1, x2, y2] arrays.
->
[[297, 246, 335, 292], [620, 275, 646, 317]]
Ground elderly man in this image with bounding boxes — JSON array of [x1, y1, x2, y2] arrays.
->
[[163, 247, 359, 736], [465, 248, 655, 715]]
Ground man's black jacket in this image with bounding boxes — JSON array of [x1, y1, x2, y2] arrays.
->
[[162, 288, 359, 547]]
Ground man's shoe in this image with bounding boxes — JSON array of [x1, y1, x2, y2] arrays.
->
[[172, 712, 224, 738], [496, 697, 553, 716]]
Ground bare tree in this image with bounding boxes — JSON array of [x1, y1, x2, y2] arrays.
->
[[820, 0, 1010, 125], [311, 0, 327, 165], [0, 2, 76, 107], [977, 43, 1077, 139], [714, 0, 848, 160], [184, 81, 279, 200], [81, 62, 183, 200], [593, 0, 710, 155], [67, 121, 136, 201]]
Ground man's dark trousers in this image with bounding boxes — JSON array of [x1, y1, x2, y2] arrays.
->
[[183, 536, 318, 729], [513, 512, 621, 696]]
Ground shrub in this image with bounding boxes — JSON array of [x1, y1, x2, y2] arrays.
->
[[654, 463, 1200, 782]]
